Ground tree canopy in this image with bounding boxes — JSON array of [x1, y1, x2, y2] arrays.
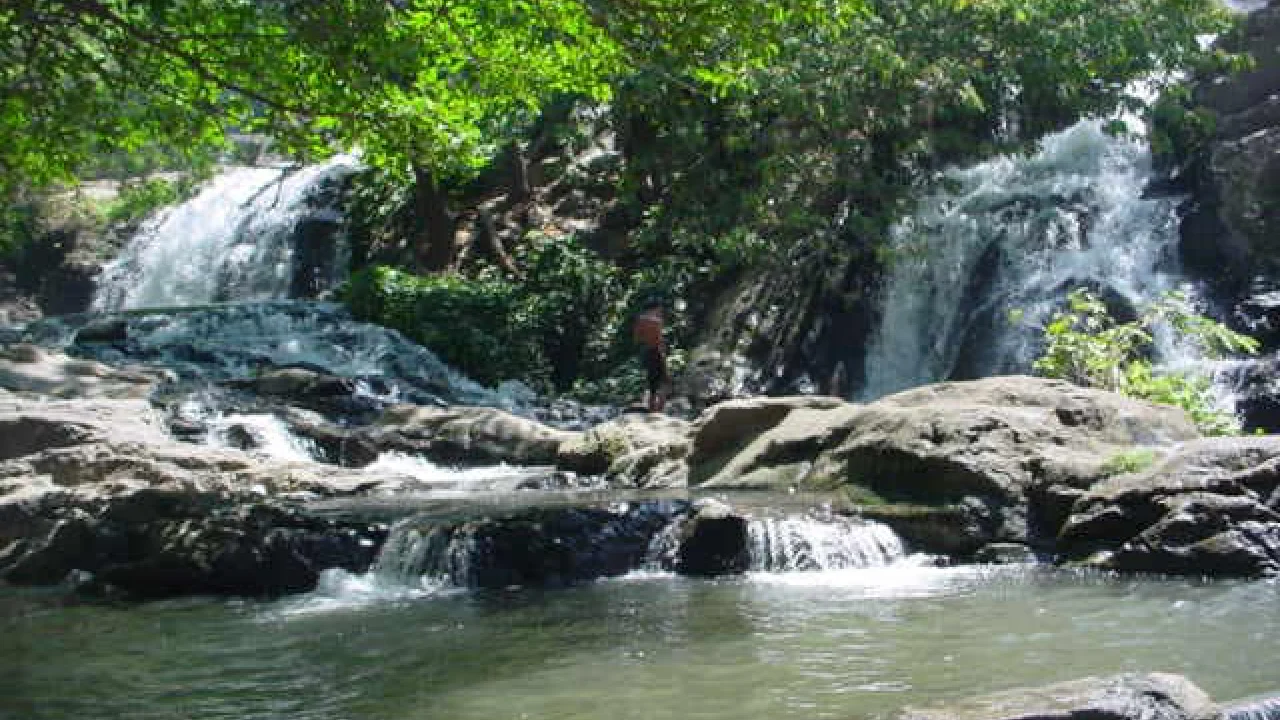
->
[[1, 0, 848, 189], [3, 0, 1237, 193]]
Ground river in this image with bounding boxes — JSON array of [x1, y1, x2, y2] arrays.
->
[[5, 565, 1278, 719]]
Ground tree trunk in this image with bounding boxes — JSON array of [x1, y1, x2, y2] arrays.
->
[[412, 164, 456, 272]]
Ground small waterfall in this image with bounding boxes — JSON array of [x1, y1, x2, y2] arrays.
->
[[32, 301, 509, 407], [94, 156, 359, 311], [205, 413, 319, 462], [1224, 694, 1280, 720], [747, 516, 905, 571], [370, 523, 463, 590], [862, 119, 1181, 398]]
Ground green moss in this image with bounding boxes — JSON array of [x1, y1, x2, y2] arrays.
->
[[1100, 448, 1159, 477]]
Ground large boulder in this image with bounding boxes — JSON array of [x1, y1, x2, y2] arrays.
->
[[371, 404, 577, 465], [802, 377, 1199, 554], [1058, 436, 1280, 577], [692, 401, 860, 489], [0, 396, 455, 597], [896, 672, 1218, 720]]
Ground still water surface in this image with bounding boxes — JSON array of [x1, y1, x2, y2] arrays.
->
[[4, 566, 1278, 720]]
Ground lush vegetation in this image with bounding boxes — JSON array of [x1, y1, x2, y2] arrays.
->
[[3, 0, 1245, 393], [1034, 289, 1259, 435]]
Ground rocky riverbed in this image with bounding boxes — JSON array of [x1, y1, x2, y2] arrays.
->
[[5, 336, 1280, 608]]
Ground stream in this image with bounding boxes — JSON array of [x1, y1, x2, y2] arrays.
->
[[4, 566, 1278, 720]]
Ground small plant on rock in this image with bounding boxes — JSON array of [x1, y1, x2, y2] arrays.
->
[[1034, 288, 1259, 436]]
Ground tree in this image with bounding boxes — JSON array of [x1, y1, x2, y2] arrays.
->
[[2, 0, 850, 267]]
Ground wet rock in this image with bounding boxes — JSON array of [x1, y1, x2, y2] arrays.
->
[[223, 367, 382, 420], [0, 345, 167, 400], [386, 502, 681, 589], [73, 317, 128, 346], [1232, 281, 1280, 350], [1218, 356, 1280, 432], [1059, 436, 1280, 577], [857, 500, 1004, 558], [896, 672, 1218, 720], [663, 499, 751, 577]]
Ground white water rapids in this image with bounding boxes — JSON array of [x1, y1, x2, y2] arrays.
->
[[862, 119, 1185, 398], [93, 156, 359, 311]]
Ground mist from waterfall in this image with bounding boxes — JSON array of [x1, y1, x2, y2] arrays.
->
[[861, 119, 1183, 398], [93, 156, 360, 311]]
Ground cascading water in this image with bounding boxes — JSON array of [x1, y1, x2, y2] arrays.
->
[[93, 155, 360, 311], [746, 516, 905, 571], [862, 119, 1182, 398]]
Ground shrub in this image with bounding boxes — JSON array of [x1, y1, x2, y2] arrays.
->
[[103, 177, 197, 225], [344, 265, 543, 386], [1034, 288, 1258, 435]]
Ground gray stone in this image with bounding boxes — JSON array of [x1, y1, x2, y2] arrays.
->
[[1059, 436, 1280, 576], [372, 404, 577, 465], [896, 672, 1219, 720]]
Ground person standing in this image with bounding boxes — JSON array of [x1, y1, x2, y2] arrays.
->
[[632, 298, 669, 412]]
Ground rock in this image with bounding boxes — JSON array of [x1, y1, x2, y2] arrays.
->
[[662, 499, 751, 577], [0, 396, 457, 596], [73, 317, 128, 345], [973, 542, 1039, 564], [554, 412, 691, 488], [277, 408, 381, 467], [381, 502, 682, 589], [1059, 436, 1280, 577], [1179, 3, 1280, 283], [0, 345, 167, 399], [857, 501, 1004, 558], [689, 395, 849, 470], [557, 412, 691, 478], [224, 367, 381, 419], [1218, 356, 1280, 432], [289, 216, 344, 299], [7, 501, 386, 599], [693, 402, 860, 488], [801, 377, 1198, 553], [676, 347, 755, 410], [896, 672, 1218, 720], [373, 404, 577, 465], [1231, 281, 1280, 350]]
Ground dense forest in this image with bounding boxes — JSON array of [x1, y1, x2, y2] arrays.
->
[[0, 0, 1248, 400]]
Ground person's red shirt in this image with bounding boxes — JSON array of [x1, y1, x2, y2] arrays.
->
[[633, 309, 664, 350]]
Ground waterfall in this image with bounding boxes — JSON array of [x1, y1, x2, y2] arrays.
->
[[370, 523, 463, 590], [1224, 694, 1280, 720], [747, 516, 905, 571], [30, 301, 515, 407], [93, 156, 360, 311], [862, 119, 1181, 398]]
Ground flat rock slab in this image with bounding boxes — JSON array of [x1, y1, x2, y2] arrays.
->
[[0, 344, 169, 400]]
